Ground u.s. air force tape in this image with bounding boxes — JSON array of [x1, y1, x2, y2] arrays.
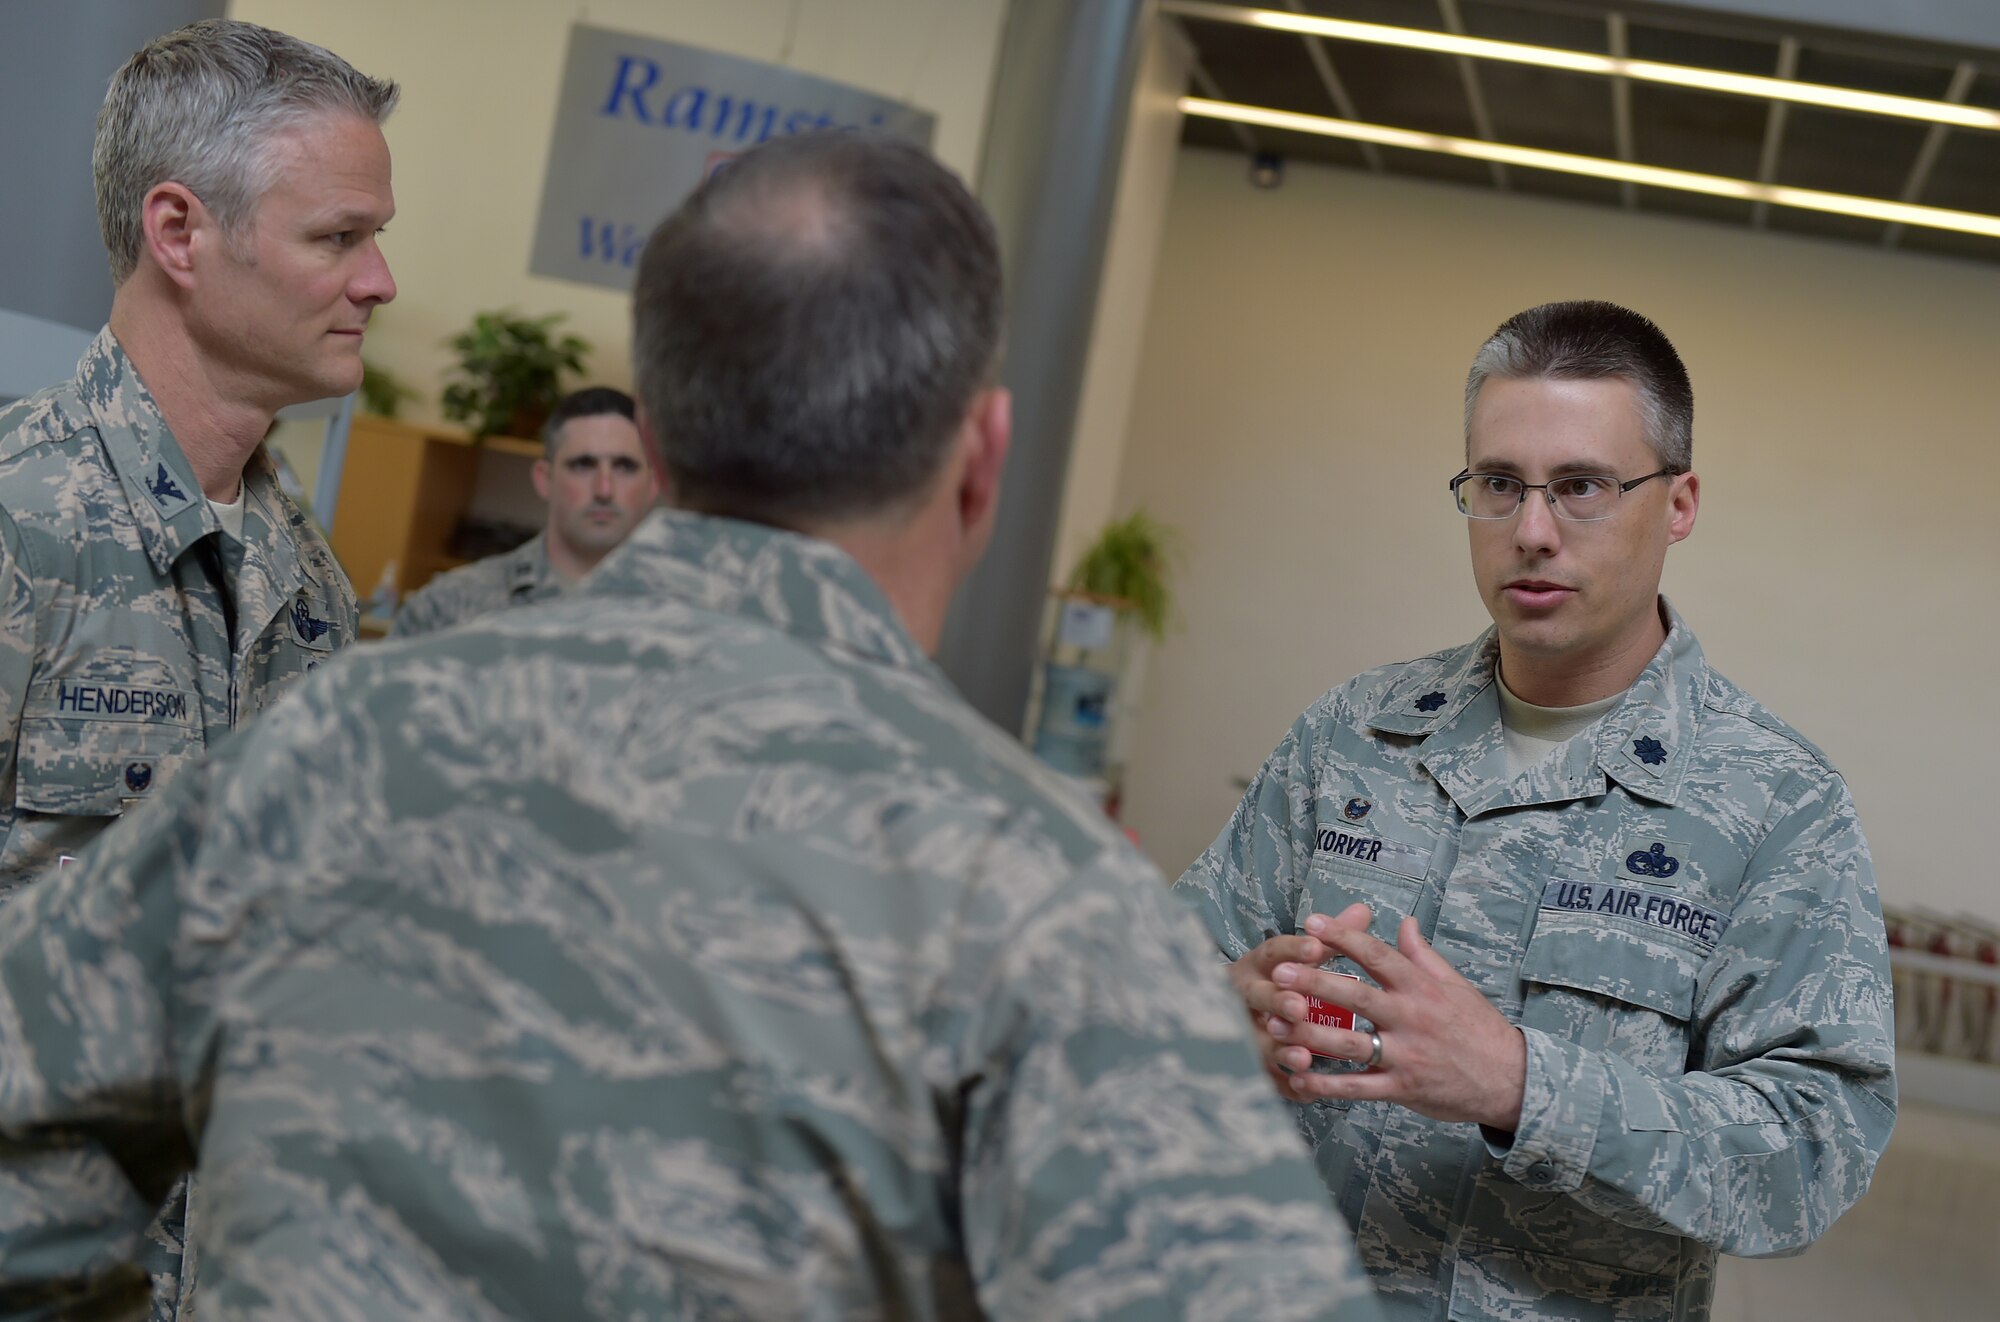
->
[[1541, 878, 1730, 947]]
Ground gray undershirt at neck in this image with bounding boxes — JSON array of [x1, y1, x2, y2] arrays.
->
[[1496, 672, 1622, 779]]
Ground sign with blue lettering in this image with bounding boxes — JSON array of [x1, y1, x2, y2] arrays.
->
[[530, 25, 936, 291]]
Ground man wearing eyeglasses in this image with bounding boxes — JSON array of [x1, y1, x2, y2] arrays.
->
[[1175, 300, 1894, 1320]]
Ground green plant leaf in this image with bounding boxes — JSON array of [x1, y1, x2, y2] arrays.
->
[[359, 359, 415, 418], [440, 308, 595, 437], [1066, 509, 1179, 641]]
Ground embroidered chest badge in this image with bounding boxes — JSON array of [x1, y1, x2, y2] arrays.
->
[[1343, 797, 1372, 822], [1625, 841, 1680, 880], [1631, 735, 1668, 766], [1616, 836, 1694, 888], [1414, 691, 1448, 713], [123, 761, 153, 794], [291, 598, 331, 644]]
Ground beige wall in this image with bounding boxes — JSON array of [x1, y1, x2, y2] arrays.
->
[[230, 0, 1008, 417], [1114, 147, 2000, 918]]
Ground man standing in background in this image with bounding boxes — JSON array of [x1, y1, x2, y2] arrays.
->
[[1180, 301, 1895, 1320], [0, 132, 1381, 1322], [0, 17, 398, 1317], [391, 386, 657, 636]]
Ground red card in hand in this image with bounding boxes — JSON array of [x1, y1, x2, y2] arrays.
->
[[1303, 973, 1362, 1059]]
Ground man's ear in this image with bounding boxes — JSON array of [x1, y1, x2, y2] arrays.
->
[[531, 456, 552, 503], [139, 182, 208, 289], [1666, 470, 1700, 545], [957, 386, 1012, 539]]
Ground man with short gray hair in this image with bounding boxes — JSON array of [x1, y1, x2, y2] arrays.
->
[[390, 386, 657, 636], [0, 16, 396, 1318], [0, 16, 394, 884], [0, 131, 1380, 1321], [1181, 300, 1895, 1319]]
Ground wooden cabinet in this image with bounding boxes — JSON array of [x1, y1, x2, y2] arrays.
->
[[328, 414, 540, 609]]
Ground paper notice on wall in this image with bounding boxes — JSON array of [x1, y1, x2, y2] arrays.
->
[[529, 25, 936, 292], [1058, 601, 1117, 651]]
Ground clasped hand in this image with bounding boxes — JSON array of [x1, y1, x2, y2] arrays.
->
[[1228, 904, 1527, 1131]]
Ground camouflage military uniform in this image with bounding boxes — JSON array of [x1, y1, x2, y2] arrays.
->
[[1177, 604, 1895, 1322], [0, 508, 1382, 1322], [389, 529, 565, 638], [0, 327, 356, 893], [0, 327, 357, 1322]]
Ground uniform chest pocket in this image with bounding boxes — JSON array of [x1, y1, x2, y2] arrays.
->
[[12, 718, 202, 818], [1295, 855, 1426, 1114], [1518, 907, 1708, 1075], [1300, 857, 1425, 955]]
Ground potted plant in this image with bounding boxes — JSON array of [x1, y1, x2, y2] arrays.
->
[[440, 310, 589, 439], [1065, 509, 1177, 641], [1030, 510, 1178, 781], [359, 358, 417, 418]]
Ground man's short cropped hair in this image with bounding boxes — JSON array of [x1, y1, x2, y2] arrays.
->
[[541, 386, 637, 459], [95, 18, 399, 284], [1465, 300, 1694, 471], [631, 132, 1003, 526]]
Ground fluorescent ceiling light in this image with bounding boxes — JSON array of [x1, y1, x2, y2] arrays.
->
[[1163, 1, 2000, 133], [1180, 97, 2000, 239]]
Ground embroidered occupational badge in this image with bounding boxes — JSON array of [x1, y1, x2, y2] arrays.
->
[[291, 598, 331, 643], [123, 761, 153, 794], [1343, 797, 1372, 822], [1624, 841, 1680, 879]]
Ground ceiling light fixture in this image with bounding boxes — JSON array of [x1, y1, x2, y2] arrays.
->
[[1163, 1, 2000, 133], [1180, 97, 2000, 239]]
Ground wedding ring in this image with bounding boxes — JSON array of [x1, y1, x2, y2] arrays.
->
[[1365, 1031, 1384, 1070]]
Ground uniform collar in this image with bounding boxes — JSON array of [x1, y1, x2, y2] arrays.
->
[[1366, 599, 1705, 816], [508, 532, 556, 597], [237, 447, 336, 650], [1591, 601, 1704, 807], [582, 508, 938, 677], [77, 328, 220, 575]]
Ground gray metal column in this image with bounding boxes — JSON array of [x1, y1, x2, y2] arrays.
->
[[1643, 0, 2000, 49], [0, 0, 224, 391], [936, 0, 1151, 732]]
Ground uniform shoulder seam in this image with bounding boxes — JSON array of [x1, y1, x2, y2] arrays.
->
[[1698, 677, 1838, 777], [0, 501, 43, 584], [0, 384, 92, 466]]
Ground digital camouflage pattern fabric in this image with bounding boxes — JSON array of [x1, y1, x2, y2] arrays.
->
[[389, 530, 565, 638], [0, 327, 356, 893], [1177, 605, 1895, 1322], [0, 326, 357, 1321], [0, 508, 1383, 1322]]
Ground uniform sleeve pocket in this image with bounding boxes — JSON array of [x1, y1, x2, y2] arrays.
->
[[12, 720, 200, 818]]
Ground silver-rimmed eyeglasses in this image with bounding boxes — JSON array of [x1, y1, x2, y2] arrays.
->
[[1449, 468, 1678, 522]]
